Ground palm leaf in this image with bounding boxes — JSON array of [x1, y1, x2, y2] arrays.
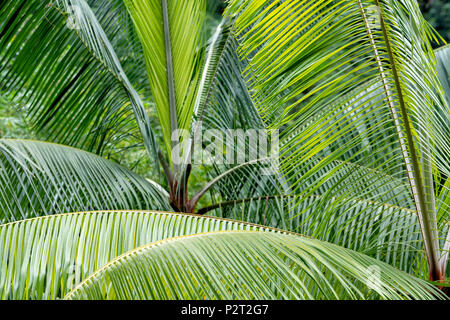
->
[[65, 231, 445, 300], [187, 22, 425, 275], [193, 19, 263, 132], [0, 0, 159, 164], [209, 194, 428, 274], [189, 20, 289, 211], [123, 0, 206, 162], [0, 210, 281, 300], [226, 0, 449, 280], [435, 44, 450, 107], [0, 139, 169, 223]]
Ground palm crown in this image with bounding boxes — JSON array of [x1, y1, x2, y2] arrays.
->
[[0, 0, 448, 300]]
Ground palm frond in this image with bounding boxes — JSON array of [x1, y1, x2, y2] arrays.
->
[[0, 139, 169, 223], [0, 0, 159, 164], [436, 44, 450, 107], [188, 20, 288, 210], [123, 0, 206, 160], [226, 0, 449, 279], [0, 210, 280, 300], [65, 231, 445, 300], [195, 78, 425, 273], [193, 19, 263, 131], [209, 194, 427, 274]]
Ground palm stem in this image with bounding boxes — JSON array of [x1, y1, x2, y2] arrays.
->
[[162, 0, 179, 174], [197, 195, 282, 215], [374, 0, 442, 281], [188, 157, 274, 212]]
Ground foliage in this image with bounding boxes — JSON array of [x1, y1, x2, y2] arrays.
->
[[419, 0, 450, 43], [0, 94, 32, 139], [0, 0, 448, 300], [0, 211, 444, 300], [67, 231, 444, 300]]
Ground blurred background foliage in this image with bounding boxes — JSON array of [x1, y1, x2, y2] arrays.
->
[[0, 93, 33, 139], [419, 0, 450, 43], [0, 0, 448, 186]]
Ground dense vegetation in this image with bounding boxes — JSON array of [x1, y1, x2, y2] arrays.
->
[[0, 0, 448, 300], [419, 0, 450, 43]]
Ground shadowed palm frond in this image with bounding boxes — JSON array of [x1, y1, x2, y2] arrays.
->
[[0, 0, 159, 165], [0, 139, 170, 223]]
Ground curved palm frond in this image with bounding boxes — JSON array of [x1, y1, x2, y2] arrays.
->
[[208, 194, 427, 274], [192, 21, 414, 216], [0, 0, 159, 163], [194, 71, 425, 273], [188, 20, 289, 211], [0, 210, 281, 300], [194, 19, 264, 132], [65, 231, 445, 300], [183, 19, 264, 169], [0, 139, 169, 223], [226, 0, 449, 280], [185, 21, 423, 276]]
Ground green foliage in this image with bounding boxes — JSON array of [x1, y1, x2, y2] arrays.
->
[[0, 94, 32, 139], [0, 210, 443, 300], [0, 211, 275, 299], [0, 139, 170, 223], [123, 0, 206, 158], [66, 231, 444, 300], [0, 0, 448, 300], [419, 0, 450, 43]]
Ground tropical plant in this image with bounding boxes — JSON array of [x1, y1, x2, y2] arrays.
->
[[0, 0, 448, 300]]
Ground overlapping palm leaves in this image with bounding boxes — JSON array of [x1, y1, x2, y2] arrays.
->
[[0, 0, 157, 158], [224, 0, 449, 282], [1, 211, 445, 300], [0, 0, 448, 299]]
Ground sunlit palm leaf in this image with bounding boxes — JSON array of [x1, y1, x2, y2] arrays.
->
[[226, 0, 449, 279], [123, 0, 206, 158], [189, 20, 424, 275], [65, 231, 445, 300], [0, 210, 279, 300], [196, 76, 424, 273]]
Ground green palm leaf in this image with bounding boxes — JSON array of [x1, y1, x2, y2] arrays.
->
[[226, 0, 449, 280], [0, 0, 159, 162], [205, 193, 427, 274], [193, 19, 263, 132], [65, 231, 445, 300], [436, 44, 450, 106], [186, 23, 427, 275], [0, 210, 279, 300], [123, 0, 206, 161]]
